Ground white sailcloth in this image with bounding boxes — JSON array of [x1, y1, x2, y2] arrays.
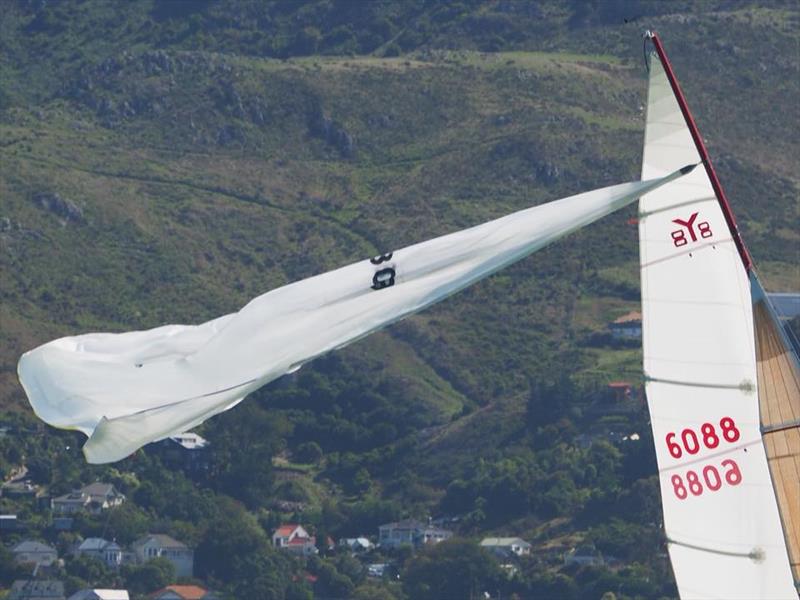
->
[[639, 53, 796, 598], [19, 172, 687, 464]]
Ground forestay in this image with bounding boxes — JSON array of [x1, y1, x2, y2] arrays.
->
[[639, 43, 796, 599], [19, 170, 687, 464]]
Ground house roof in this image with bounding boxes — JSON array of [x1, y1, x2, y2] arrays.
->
[[78, 538, 121, 552], [273, 524, 301, 537], [149, 585, 209, 600], [612, 311, 642, 325], [379, 518, 426, 530], [10, 580, 64, 597], [68, 590, 130, 600], [168, 433, 209, 450], [134, 534, 188, 550], [82, 483, 119, 498], [480, 537, 531, 548], [13, 540, 56, 554], [607, 381, 633, 388]]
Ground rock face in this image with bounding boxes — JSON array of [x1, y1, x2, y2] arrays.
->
[[32, 192, 84, 223], [308, 107, 356, 158]]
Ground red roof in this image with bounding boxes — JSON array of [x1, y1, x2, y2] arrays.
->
[[274, 524, 300, 537], [608, 381, 633, 388], [612, 311, 642, 324], [150, 585, 209, 600]]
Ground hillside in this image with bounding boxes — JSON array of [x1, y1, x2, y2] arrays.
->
[[0, 2, 798, 599]]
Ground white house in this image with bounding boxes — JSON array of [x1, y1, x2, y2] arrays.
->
[[52, 483, 125, 515], [339, 537, 374, 553], [272, 524, 318, 556], [378, 519, 452, 549], [67, 590, 129, 600], [75, 538, 123, 568], [480, 537, 532, 558], [132, 534, 194, 577], [12, 540, 58, 567]]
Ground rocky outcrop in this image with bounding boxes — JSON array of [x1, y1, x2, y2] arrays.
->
[[32, 192, 84, 223]]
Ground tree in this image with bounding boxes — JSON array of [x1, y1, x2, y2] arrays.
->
[[402, 539, 504, 600], [122, 557, 175, 595]]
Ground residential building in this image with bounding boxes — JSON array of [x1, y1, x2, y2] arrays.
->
[[152, 433, 211, 474], [480, 537, 532, 558], [1, 480, 41, 498], [12, 540, 58, 567], [378, 519, 452, 549], [609, 311, 642, 339], [68, 591, 129, 600], [76, 538, 123, 568], [339, 537, 374, 553], [132, 534, 194, 577], [8, 580, 65, 600], [52, 483, 125, 515], [1, 514, 19, 530], [564, 545, 604, 567], [148, 585, 218, 600], [52, 517, 74, 531], [272, 524, 318, 556]]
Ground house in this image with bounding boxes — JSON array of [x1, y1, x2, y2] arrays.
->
[[609, 311, 642, 339], [132, 534, 194, 577], [67, 591, 129, 600], [607, 381, 634, 403], [367, 563, 389, 578], [76, 538, 123, 568], [12, 540, 58, 567], [1, 513, 19, 530], [378, 519, 453, 549], [339, 537, 374, 553], [1, 480, 41, 498], [8, 580, 65, 600], [564, 545, 604, 567], [148, 585, 218, 600], [151, 433, 211, 474], [272, 524, 318, 556], [480, 537, 532, 558], [52, 517, 74, 531], [52, 483, 125, 515]]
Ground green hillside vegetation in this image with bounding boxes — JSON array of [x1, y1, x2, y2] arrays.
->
[[1, 1, 797, 598]]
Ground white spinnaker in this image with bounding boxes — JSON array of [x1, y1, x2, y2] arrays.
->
[[640, 54, 795, 598], [19, 172, 687, 464]]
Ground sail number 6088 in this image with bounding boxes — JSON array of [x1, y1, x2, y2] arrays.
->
[[665, 417, 740, 459], [671, 459, 742, 500]]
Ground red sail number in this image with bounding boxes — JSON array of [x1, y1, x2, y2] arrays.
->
[[665, 418, 740, 459], [671, 460, 742, 500]]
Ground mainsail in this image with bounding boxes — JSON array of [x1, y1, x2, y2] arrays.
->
[[19, 170, 689, 464], [639, 32, 799, 598]]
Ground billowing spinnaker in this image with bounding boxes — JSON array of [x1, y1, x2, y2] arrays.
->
[[640, 44, 796, 598], [19, 171, 687, 464]]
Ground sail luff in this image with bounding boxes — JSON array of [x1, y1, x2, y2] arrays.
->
[[647, 32, 753, 272]]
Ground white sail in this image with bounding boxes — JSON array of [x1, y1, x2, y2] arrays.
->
[[18, 171, 687, 464], [640, 41, 796, 599]]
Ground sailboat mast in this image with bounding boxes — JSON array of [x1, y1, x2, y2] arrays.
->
[[647, 32, 753, 273]]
